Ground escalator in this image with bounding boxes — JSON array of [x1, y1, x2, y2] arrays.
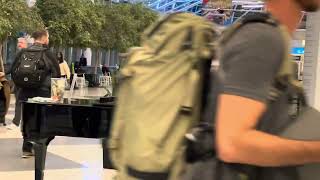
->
[[147, 0, 203, 15]]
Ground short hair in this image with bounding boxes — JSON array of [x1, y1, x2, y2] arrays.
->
[[31, 30, 48, 40]]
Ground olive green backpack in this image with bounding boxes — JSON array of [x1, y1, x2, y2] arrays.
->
[[109, 13, 219, 180], [109, 12, 302, 180]]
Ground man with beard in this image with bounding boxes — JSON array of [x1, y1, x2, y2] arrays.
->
[[215, 0, 320, 179]]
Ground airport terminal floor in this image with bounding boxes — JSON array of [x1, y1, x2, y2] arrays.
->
[[0, 95, 117, 180]]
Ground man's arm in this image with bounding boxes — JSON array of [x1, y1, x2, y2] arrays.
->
[[215, 23, 320, 167], [216, 94, 320, 167]]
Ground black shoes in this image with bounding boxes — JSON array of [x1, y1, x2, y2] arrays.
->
[[0, 116, 6, 126], [22, 140, 34, 159], [22, 151, 34, 159]]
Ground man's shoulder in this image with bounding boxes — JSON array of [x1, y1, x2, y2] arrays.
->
[[220, 22, 287, 102], [27, 44, 46, 51], [222, 22, 286, 67], [225, 22, 285, 50], [240, 22, 281, 34]]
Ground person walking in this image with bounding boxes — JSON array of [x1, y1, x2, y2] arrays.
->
[[215, 0, 320, 179], [11, 30, 60, 158]]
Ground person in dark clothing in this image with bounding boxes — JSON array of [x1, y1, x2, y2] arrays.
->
[[11, 30, 60, 158], [79, 53, 87, 66], [102, 65, 110, 75], [0, 72, 9, 126]]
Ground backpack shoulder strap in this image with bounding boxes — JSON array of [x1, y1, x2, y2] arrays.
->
[[271, 24, 307, 105], [40, 49, 52, 72], [14, 49, 27, 68], [240, 13, 277, 25]]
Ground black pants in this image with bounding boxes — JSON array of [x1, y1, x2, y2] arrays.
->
[[12, 87, 21, 126], [14, 87, 50, 152]]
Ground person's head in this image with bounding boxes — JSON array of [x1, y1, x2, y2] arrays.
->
[[266, 0, 320, 12], [295, 0, 320, 12], [57, 52, 64, 64], [32, 30, 49, 45], [266, 0, 320, 32]]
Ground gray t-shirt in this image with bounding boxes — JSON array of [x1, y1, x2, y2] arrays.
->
[[221, 22, 290, 133], [220, 23, 299, 180], [221, 22, 283, 103]]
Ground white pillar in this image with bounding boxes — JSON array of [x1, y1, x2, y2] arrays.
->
[[303, 11, 320, 110]]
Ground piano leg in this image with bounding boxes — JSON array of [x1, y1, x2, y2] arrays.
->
[[102, 138, 115, 169], [33, 137, 54, 180]]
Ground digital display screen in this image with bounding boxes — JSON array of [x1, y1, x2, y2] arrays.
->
[[292, 47, 305, 55]]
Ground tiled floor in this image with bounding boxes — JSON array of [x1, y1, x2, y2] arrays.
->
[[0, 95, 117, 180]]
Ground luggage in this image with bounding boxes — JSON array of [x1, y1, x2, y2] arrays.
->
[[12, 49, 48, 88]]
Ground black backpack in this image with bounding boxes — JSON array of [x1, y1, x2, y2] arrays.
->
[[12, 49, 48, 88]]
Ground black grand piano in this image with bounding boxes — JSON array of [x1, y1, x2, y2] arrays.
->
[[22, 97, 115, 180]]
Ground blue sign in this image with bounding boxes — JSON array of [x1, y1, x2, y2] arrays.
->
[[291, 47, 305, 55]]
